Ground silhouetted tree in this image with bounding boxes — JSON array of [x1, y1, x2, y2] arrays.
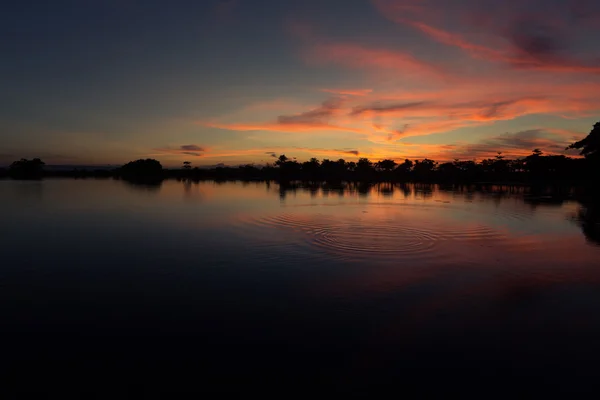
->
[[437, 161, 458, 182], [12, 139, 598, 183], [120, 159, 162, 174], [335, 159, 349, 179], [275, 154, 300, 178], [9, 158, 45, 179], [357, 158, 373, 171], [118, 159, 163, 183], [413, 159, 436, 181], [355, 158, 375, 180], [567, 122, 600, 161], [302, 158, 320, 180], [395, 159, 414, 181], [275, 154, 289, 167], [376, 159, 397, 172]]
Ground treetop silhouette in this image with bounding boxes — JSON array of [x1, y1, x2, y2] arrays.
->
[[567, 122, 600, 161]]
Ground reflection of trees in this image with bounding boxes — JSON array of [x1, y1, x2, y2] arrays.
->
[[399, 183, 412, 199], [12, 180, 44, 202], [574, 197, 600, 246], [377, 183, 395, 197], [357, 182, 372, 196], [180, 179, 204, 201], [278, 181, 299, 201], [307, 182, 320, 198], [121, 178, 163, 192], [414, 184, 434, 199]]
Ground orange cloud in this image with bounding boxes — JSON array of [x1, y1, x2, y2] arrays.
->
[[395, 129, 584, 161], [351, 94, 600, 140]]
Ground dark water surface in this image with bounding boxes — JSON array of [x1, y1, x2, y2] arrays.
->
[[2, 179, 600, 395]]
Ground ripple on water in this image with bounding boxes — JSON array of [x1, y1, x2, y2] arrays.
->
[[234, 209, 509, 263]]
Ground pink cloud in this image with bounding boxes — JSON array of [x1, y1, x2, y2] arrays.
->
[[302, 43, 443, 77], [372, 0, 600, 74]]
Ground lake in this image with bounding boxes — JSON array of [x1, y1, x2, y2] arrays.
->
[[2, 179, 600, 395]]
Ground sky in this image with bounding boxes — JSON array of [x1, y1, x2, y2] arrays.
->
[[2, 0, 600, 167]]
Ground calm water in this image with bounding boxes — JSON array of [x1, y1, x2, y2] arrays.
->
[[2, 179, 600, 395]]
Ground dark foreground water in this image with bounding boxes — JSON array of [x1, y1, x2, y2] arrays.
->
[[2, 179, 600, 395]]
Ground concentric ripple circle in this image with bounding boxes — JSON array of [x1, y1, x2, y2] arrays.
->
[[233, 206, 509, 263]]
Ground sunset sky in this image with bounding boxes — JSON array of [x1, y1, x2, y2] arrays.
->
[[2, 0, 600, 167]]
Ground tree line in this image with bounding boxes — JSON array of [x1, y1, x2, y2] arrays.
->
[[2, 121, 599, 183]]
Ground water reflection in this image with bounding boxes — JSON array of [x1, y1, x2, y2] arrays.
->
[[10, 180, 44, 202], [2, 179, 600, 394], [265, 181, 575, 202], [573, 198, 600, 246], [120, 177, 164, 192], [260, 181, 598, 251]]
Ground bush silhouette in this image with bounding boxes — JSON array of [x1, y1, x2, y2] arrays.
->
[[117, 159, 164, 183], [9, 158, 45, 179]]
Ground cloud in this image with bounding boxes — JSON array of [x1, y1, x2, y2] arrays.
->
[[207, 121, 365, 134], [206, 97, 366, 134], [372, 0, 600, 74], [301, 42, 444, 77], [321, 88, 374, 96], [288, 17, 443, 78], [169, 147, 363, 163], [508, 18, 563, 61], [292, 147, 361, 158], [424, 129, 584, 160], [153, 144, 207, 157], [350, 93, 600, 141], [180, 144, 205, 152], [350, 101, 430, 116], [277, 98, 344, 124], [337, 149, 360, 156], [359, 128, 583, 162]]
